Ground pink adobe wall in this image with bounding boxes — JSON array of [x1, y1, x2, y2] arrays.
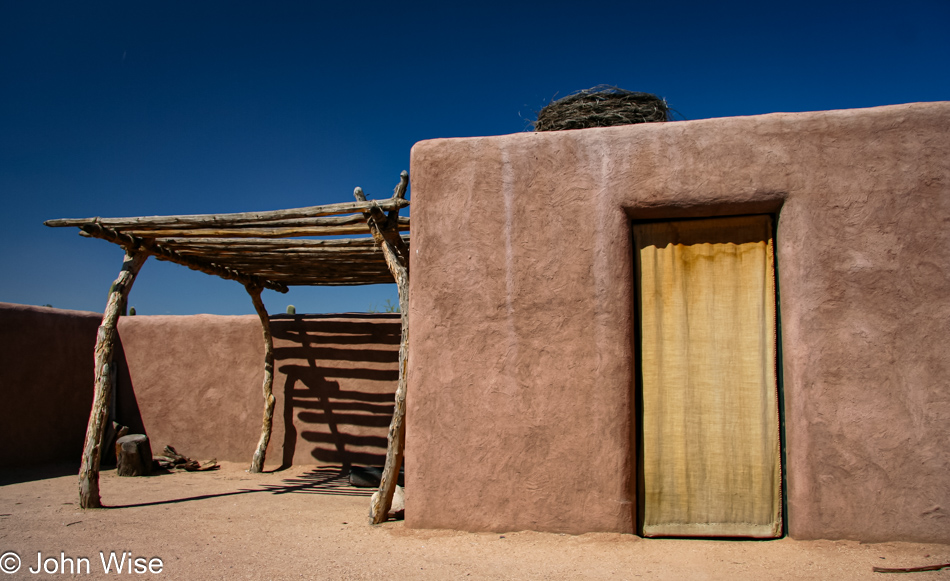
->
[[0, 303, 101, 468], [0, 304, 399, 474], [406, 103, 950, 542], [114, 313, 399, 469]]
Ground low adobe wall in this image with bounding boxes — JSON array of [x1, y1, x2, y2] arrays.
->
[[0, 303, 101, 467], [114, 313, 400, 469], [406, 102, 950, 542], [0, 303, 400, 473]]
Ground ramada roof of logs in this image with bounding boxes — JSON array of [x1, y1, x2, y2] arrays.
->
[[44, 172, 411, 292]]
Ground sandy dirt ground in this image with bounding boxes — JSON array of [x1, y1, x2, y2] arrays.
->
[[1, 463, 948, 580]]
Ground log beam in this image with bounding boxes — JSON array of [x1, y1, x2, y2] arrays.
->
[[153, 235, 409, 248], [115, 222, 408, 239], [44, 197, 409, 229], [78, 249, 148, 508], [247, 284, 276, 473]]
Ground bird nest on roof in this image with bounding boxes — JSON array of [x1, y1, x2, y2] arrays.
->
[[534, 85, 669, 132]]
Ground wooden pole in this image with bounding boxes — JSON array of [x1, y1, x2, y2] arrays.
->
[[371, 275, 408, 523], [153, 235, 409, 248], [247, 284, 276, 473], [78, 249, 148, 508], [356, 173, 411, 524], [45, 197, 409, 229]]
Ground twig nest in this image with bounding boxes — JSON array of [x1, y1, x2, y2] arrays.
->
[[534, 85, 669, 131]]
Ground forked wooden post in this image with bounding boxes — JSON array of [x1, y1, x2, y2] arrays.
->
[[78, 249, 148, 508], [247, 283, 276, 473], [356, 171, 411, 524]]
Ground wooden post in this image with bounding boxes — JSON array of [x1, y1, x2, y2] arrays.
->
[[356, 172, 411, 523], [247, 283, 275, 473], [78, 249, 148, 508], [371, 277, 408, 523]]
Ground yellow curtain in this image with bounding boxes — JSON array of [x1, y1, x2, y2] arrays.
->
[[635, 215, 782, 538]]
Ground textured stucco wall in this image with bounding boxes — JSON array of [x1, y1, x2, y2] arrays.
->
[[406, 102, 950, 542], [0, 305, 399, 472], [115, 313, 399, 468], [0, 303, 101, 467]]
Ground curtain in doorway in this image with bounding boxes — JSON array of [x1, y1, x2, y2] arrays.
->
[[635, 215, 782, 538]]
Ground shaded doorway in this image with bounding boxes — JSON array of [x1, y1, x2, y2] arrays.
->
[[634, 215, 782, 538]]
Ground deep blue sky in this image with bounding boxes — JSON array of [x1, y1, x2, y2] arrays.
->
[[2, 0, 948, 315]]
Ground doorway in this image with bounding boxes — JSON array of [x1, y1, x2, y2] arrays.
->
[[633, 215, 783, 538]]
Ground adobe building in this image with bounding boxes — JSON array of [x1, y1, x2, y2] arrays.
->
[[4, 101, 946, 544], [405, 102, 950, 543]]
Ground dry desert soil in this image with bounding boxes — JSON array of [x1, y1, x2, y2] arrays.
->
[[1, 463, 948, 580]]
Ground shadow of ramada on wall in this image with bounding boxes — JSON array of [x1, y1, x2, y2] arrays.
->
[[114, 313, 400, 470], [0, 302, 400, 473]]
